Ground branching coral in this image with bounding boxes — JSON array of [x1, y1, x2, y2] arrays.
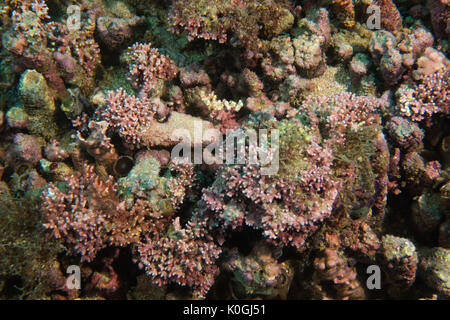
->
[[2, 0, 449, 302], [40, 158, 220, 298], [168, 0, 294, 65], [99, 88, 155, 146], [41, 165, 141, 261], [198, 124, 342, 249], [198, 92, 389, 251], [136, 217, 221, 299], [127, 42, 178, 96], [301, 92, 388, 144], [99, 88, 216, 148], [396, 70, 450, 122]]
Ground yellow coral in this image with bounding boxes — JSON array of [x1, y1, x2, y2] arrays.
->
[[200, 89, 244, 112]]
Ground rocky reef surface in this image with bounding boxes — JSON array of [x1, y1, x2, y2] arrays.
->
[[0, 0, 448, 300]]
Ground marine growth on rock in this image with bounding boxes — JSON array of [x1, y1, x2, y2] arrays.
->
[[0, 0, 448, 302]]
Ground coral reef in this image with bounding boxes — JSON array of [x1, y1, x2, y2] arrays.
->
[[223, 243, 294, 299], [418, 247, 450, 297], [379, 235, 418, 295], [0, 0, 449, 302], [313, 248, 366, 300]]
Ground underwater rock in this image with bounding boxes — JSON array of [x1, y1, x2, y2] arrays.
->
[[413, 47, 450, 80], [141, 111, 218, 148], [411, 192, 444, 235], [40, 159, 74, 182], [349, 53, 371, 81], [97, 15, 144, 49], [418, 247, 450, 298], [293, 33, 326, 79], [373, 0, 403, 32], [60, 88, 85, 120], [386, 116, 424, 152], [18, 69, 58, 138], [438, 219, 450, 248], [427, 0, 450, 39], [313, 248, 366, 300], [379, 235, 418, 295], [5, 133, 44, 166], [44, 140, 70, 162], [5, 105, 30, 130], [118, 152, 161, 197], [223, 243, 294, 299]]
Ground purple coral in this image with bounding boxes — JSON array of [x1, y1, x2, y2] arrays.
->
[[200, 139, 341, 249], [397, 70, 449, 122], [100, 88, 155, 146], [136, 217, 221, 298], [127, 42, 178, 95], [302, 93, 388, 144]]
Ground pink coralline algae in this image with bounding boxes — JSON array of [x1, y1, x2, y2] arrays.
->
[[99, 88, 155, 146], [127, 42, 178, 96], [301, 92, 388, 143], [199, 130, 342, 249], [3, 0, 450, 302], [41, 165, 136, 261], [396, 70, 449, 122], [136, 217, 221, 299]]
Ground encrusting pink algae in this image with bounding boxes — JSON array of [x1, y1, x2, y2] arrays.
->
[[0, 0, 448, 300]]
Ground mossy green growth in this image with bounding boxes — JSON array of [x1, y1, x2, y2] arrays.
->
[[0, 182, 64, 299], [60, 88, 84, 120], [18, 70, 59, 139], [274, 118, 315, 182]]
